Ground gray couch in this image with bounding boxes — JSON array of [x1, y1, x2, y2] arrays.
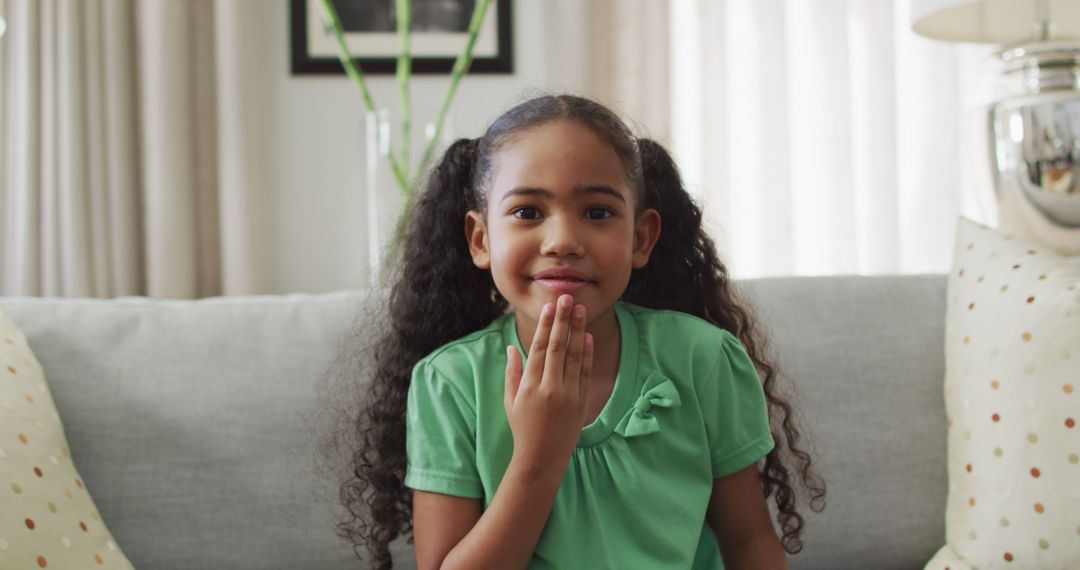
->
[[0, 274, 949, 569]]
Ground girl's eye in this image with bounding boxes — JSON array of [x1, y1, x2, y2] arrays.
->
[[511, 206, 541, 220], [586, 207, 613, 220]]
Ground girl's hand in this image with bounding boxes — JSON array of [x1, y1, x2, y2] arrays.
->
[[504, 294, 594, 473]]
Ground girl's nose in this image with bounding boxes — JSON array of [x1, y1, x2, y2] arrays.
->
[[539, 216, 586, 258]]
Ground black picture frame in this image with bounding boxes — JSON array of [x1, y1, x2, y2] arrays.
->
[[290, 0, 514, 75]]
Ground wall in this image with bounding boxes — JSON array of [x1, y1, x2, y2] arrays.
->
[[261, 0, 594, 294]]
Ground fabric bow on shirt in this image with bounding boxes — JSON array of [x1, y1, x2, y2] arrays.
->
[[614, 371, 682, 438]]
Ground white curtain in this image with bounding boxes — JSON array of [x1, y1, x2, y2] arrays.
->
[[569, 0, 1007, 279], [0, 0, 269, 298]]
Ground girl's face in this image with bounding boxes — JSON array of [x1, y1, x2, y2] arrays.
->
[[464, 120, 661, 329]]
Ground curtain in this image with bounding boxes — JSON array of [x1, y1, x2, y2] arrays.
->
[[563, 0, 1007, 279], [0, 0, 269, 298]]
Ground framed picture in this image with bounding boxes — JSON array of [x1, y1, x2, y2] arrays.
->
[[290, 0, 513, 75]]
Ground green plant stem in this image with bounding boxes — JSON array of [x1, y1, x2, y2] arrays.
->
[[383, 0, 491, 280], [412, 0, 490, 189], [319, 0, 408, 191], [319, 0, 493, 282], [396, 0, 412, 180]]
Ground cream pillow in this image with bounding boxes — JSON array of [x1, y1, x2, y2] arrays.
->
[[926, 217, 1080, 569], [0, 307, 133, 569]]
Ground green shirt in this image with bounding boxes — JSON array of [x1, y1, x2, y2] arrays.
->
[[404, 301, 775, 569]]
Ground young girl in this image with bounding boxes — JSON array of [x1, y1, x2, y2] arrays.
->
[[335, 94, 825, 569]]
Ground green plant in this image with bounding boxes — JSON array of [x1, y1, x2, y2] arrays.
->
[[318, 0, 491, 275]]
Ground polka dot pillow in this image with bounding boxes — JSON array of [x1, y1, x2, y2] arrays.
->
[[0, 307, 133, 569], [926, 217, 1080, 569]]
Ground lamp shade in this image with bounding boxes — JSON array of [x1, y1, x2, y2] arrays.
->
[[912, 0, 1080, 43]]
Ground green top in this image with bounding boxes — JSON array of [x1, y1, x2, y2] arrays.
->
[[404, 301, 775, 569]]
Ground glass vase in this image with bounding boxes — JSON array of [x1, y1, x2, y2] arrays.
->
[[365, 110, 454, 285]]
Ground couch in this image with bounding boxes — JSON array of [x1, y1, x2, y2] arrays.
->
[[0, 274, 950, 569]]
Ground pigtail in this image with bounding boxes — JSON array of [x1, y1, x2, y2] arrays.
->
[[391, 137, 507, 356], [335, 138, 506, 569], [626, 138, 827, 554]]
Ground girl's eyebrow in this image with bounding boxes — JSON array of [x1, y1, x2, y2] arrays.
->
[[500, 185, 627, 204]]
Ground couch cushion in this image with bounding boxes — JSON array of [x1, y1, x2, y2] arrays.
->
[[738, 274, 949, 568], [0, 292, 388, 569]]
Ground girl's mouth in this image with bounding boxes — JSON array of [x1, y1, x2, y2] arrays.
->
[[533, 278, 591, 293]]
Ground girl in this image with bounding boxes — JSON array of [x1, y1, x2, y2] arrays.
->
[[335, 94, 825, 569]]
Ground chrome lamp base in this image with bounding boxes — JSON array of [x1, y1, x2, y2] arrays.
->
[[989, 41, 1080, 230]]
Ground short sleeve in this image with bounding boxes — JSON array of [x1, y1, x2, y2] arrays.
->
[[699, 332, 775, 478], [404, 359, 484, 498]]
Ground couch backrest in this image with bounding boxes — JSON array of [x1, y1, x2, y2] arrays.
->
[[1, 275, 948, 569], [740, 275, 948, 568], [2, 292, 373, 568]]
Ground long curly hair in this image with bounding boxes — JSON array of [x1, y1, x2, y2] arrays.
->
[[328, 94, 826, 568]]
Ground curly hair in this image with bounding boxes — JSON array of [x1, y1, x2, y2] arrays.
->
[[329, 94, 826, 568]]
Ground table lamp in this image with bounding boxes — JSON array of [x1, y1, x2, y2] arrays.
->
[[913, 0, 1080, 244]]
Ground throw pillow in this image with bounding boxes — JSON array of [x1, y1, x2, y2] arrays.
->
[[0, 307, 133, 569], [926, 217, 1080, 569]]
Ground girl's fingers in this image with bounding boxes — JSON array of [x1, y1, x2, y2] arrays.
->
[[579, 332, 594, 402], [523, 302, 555, 386], [504, 346, 522, 410], [543, 295, 574, 386], [563, 302, 587, 388]]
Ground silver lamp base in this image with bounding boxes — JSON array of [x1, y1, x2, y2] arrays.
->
[[989, 41, 1080, 228]]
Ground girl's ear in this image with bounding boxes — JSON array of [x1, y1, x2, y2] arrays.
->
[[464, 210, 491, 269], [632, 208, 661, 269]]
